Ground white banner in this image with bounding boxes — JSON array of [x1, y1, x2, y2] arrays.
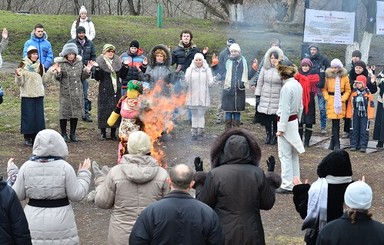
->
[[303, 9, 355, 44], [376, 1, 384, 35]]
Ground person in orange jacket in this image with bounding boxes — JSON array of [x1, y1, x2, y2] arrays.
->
[[346, 75, 375, 152]]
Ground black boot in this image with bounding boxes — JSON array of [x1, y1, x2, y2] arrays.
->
[[100, 129, 107, 140], [60, 119, 70, 143], [328, 136, 335, 150], [304, 129, 312, 147], [24, 134, 33, 147], [69, 118, 78, 142], [265, 126, 271, 144], [225, 120, 232, 130], [299, 126, 304, 141], [233, 120, 241, 127], [270, 121, 277, 145], [110, 128, 118, 141], [331, 119, 340, 151]]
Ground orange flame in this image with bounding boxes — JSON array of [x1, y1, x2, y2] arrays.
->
[[139, 81, 186, 167]]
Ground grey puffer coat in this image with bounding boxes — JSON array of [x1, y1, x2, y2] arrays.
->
[[255, 47, 284, 115], [12, 129, 91, 245], [53, 56, 89, 119], [94, 154, 169, 245]]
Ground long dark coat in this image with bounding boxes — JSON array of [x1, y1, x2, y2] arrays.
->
[[94, 54, 122, 129], [54, 56, 88, 119], [197, 129, 279, 245], [220, 56, 247, 112]]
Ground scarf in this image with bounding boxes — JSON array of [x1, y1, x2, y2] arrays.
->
[[224, 56, 248, 89], [355, 89, 367, 117], [334, 75, 342, 114], [21, 58, 43, 77], [295, 73, 311, 114], [103, 56, 118, 93], [302, 176, 353, 231]]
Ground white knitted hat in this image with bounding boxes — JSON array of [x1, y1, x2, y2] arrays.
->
[[128, 131, 151, 155], [79, 6, 87, 14], [229, 43, 241, 52], [344, 181, 372, 210]]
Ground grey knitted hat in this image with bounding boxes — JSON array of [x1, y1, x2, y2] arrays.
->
[[59, 43, 78, 57]]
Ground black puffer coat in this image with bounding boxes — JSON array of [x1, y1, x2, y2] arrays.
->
[[0, 181, 31, 245], [171, 40, 202, 72], [197, 128, 280, 245]]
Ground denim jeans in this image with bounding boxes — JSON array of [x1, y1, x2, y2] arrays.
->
[[225, 112, 241, 121], [317, 92, 326, 129]]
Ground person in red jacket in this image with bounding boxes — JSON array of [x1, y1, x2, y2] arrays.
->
[[294, 58, 320, 147]]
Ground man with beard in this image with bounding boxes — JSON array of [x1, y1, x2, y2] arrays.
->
[[68, 26, 96, 122]]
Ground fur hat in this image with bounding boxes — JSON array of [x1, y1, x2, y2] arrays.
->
[[352, 50, 362, 58], [344, 181, 372, 210], [300, 58, 313, 67], [354, 60, 366, 70], [227, 38, 235, 46], [27, 46, 38, 57], [59, 43, 78, 57], [79, 5, 87, 14], [270, 38, 281, 47], [229, 43, 241, 52], [330, 58, 343, 68], [76, 26, 86, 34], [277, 59, 297, 79], [128, 131, 151, 155], [317, 149, 353, 178], [102, 44, 116, 54], [130, 40, 140, 48], [355, 75, 367, 87]]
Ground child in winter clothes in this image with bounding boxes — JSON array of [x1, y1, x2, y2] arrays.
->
[[107, 80, 144, 163], [322, 59, 351, 151], [185, 53, 214, 140], [294, 58, 320, 147], [346, 75, 375, 152], [120, 40, 148, 95]]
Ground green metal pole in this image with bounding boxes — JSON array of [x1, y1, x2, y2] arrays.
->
[[157, 4, 163, 28]]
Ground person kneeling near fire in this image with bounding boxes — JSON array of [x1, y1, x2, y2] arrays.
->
[[107, 80, 144, 163]]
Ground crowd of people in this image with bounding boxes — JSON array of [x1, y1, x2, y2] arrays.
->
[[1, 6, 384, 244]]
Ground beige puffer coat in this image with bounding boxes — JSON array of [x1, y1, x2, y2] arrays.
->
[[255, 47, 284, 115], [94, 154, 169, 245], [12, 129, 91, 245]]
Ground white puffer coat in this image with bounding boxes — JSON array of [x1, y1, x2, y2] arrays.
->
[[12, 129, 91, 245]]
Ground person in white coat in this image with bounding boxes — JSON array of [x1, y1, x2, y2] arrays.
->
[[275, 60, 305, 194], [70, 6, 96, 41], [11, 129, 91, 244], [185, 53, 214, 140]]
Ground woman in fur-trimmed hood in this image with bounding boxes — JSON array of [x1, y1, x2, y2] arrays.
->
[[255, 46, 284, 145], [94, 44, 123, 140], [322, 59, 351, 150], [197, 128, 281, 245], [144, 44, 172, 94]]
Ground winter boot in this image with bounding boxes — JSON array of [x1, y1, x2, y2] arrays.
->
[[270, 121, 277, 145], [333, 126, 340, 151], [377, 141, 384, 149], [265, 126, 271, 144], [299, 126, 304, 141], [328, 136, 335, 150], [24, 134, 33, 147], [191, 128, 198, 140], [304, 129, 312, 147], [110, 128, 118, 141], [60, 119, 70, 143], [69, 118, 78, 142], [197, 128, 205, 138], [100, 129, 107, 140], [225, 120, 232, 130]]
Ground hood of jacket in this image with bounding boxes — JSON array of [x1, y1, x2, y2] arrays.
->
[[210, 128, 261, 168], [32, 129, 68, 158], [30, 30, 48, 41], [325, 67, 348, 78], [120, 154, 162, 184], [263, 46, 284, 70], [148, 44, 171, 67]]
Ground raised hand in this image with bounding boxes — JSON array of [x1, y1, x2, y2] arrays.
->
[[202, 47, 209, 54], [2, 28, 8, 39], [79, 158, 91, 171]]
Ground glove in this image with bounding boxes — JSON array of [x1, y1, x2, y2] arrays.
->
[[92, 161, 103, 177], [211, 53, 219, 67], [194, 157, 203, 172], [107, 111, 120, 127], [252, 60, 258, 71], [266, 155, 275, 172]]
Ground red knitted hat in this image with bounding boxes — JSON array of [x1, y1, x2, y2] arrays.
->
[[355, 75, 367, 87]]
